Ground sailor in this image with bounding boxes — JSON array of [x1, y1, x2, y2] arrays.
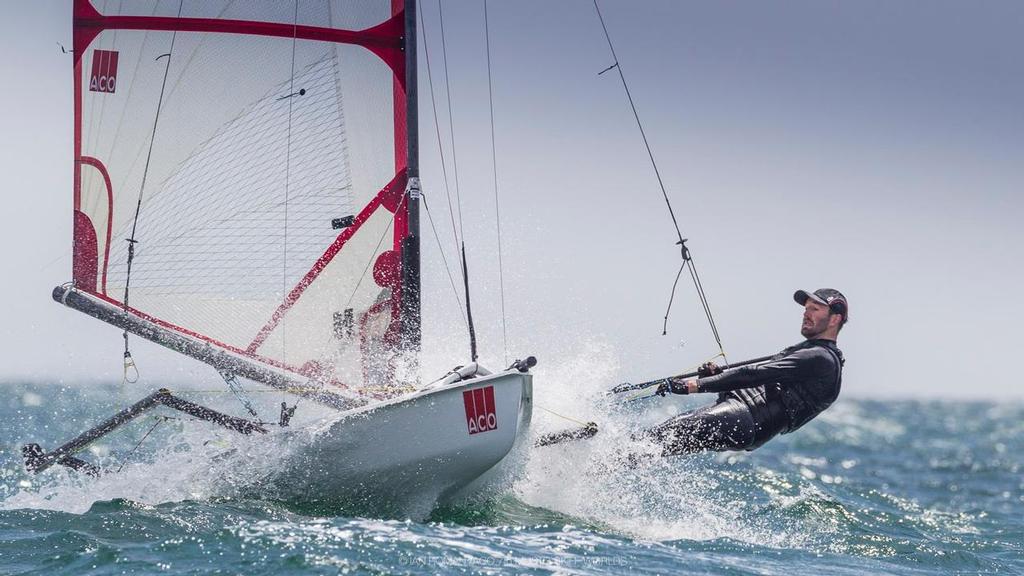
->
[[644, 288, 847, 455]]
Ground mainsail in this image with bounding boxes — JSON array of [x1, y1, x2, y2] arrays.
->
[[30, 1, 538, 495], [68, 0, 420, 394]]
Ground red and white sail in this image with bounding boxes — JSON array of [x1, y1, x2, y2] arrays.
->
[[69, 0, 417, 390]]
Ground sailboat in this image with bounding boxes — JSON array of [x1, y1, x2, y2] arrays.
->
[[24, 0, 534, 511]]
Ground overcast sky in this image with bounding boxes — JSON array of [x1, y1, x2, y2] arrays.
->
[[1, 1, 1022, 400]]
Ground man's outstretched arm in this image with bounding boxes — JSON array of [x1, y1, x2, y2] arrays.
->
[[690, 347, 836, 394], [691, 354, 800, 393], [657, 347, 832, 395]]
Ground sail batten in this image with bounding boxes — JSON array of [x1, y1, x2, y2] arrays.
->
[[70, 0, 417, 391]]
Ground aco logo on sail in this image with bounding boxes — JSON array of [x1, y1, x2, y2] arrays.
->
[[463, 386, 498, 435], [89, 50, 119, 94]]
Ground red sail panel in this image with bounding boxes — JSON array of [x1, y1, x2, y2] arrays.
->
[[71, 0, 411, 389]]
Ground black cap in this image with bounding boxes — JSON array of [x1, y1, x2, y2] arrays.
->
[[794, 288, 849, 322]]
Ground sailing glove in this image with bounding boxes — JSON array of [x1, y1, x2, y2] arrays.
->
[[697, 362, 723, 377], [656, 378, 690, 396]]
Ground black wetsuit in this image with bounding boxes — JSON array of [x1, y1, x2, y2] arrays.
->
[[647, 339, 844, 455]]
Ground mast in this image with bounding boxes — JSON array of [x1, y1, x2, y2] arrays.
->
[[400, 0, 422, 357]]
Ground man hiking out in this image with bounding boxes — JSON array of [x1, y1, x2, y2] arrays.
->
[[644, 288, 847, 456]]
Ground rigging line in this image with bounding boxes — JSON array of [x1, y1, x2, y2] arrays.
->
[[484, 0, 509, 364], [422, 195, 469, 328], [689, 263, 718, 345], [437, 0, 466, 242], [661, 259, 724, 358], [592, 0, 682, 245], [116, 416, 166, 473], [418, 5, 462, 259], [281, 0, 300, 364], [592, 1, 724, 348], [419, 0, 475, 343], [123, 0, 183, 308], [536, 404, 591, 427], [120, 0, 184, 383], [107, 0, 222, 212], [688, 255, 726, 358], [219, 369, 259, 418], [108, 0, 233, 184], [437, 0, 479, 363], [662, 260, 686, 336]]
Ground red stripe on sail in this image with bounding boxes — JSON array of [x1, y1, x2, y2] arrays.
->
[[86, 290, 357, 391], [72, 211, 98, 291], [73, 2, 88, 211], [392, 0, 407, 174], [246, 171, 407, 354], [74, 5, 406, 87], [70, 0, 414, 382], [79, 156, 113, 294], [391, 49, 408, 325]]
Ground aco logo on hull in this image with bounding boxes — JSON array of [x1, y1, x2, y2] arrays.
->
[[89, 50, 119, 94], [463, 386, 497, 435]]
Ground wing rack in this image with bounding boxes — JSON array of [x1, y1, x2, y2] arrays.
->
[[22, 388, 266, 476]]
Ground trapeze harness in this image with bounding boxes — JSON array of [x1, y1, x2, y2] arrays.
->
[[647, 339, 844, 455]]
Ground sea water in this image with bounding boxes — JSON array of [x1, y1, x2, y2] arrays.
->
[[1, 356, 1021, 575]]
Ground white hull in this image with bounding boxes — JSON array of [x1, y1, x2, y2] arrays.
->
[[268, 370, 533, 515], [44, 288, 534, 516]]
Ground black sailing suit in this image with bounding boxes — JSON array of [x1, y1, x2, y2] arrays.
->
[[647, 339, 844, 455]]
